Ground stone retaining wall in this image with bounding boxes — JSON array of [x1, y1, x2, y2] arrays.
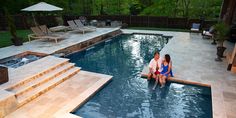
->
[[54, 29, 122, 56]]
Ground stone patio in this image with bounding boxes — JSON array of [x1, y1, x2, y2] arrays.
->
[[122, 29, 236, 118], [0, 28, 120, 60]]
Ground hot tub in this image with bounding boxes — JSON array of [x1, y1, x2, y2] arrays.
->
[[0, 51, 48, 68]]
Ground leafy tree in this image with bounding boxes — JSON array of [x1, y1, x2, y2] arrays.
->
[[0, 0, 223, 19], [129, 3, 143, 15]]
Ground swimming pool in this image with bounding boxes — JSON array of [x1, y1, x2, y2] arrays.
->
[[67, 34, 212, 118]]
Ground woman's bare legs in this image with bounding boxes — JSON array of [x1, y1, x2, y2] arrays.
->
[[159, 75, 163, 86], [160, 76, 167, 88]]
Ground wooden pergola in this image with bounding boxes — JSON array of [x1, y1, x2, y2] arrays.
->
[[220, 0, 236, 25], [220, 0, 236, 72]]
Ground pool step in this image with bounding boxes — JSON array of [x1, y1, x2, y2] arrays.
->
[[7, 63, 75, 97], [4, 56, 70, 90], [16, 67, 81, 107]]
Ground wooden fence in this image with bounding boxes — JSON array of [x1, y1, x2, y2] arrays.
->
[[0, 15, 217, 30]]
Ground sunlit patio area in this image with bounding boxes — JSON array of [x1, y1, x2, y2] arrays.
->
[[0, 29, 234, 118]]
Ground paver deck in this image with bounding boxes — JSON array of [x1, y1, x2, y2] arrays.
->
[[122, 29, 236, 118], [0, 28, 120, 60], [6, 71, 112, 118]]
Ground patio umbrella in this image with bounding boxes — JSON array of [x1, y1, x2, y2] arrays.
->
[[21, 2, 63, 25]]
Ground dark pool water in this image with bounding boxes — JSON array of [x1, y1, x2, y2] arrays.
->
[[67, 34, 212, 118], [0, 55, 42, 68]]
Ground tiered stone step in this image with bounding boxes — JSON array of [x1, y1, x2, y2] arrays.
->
[[8, 63, 75, 97], [1, 56, 70, 90], [16, 67, 80, 107], [3, 56, 81, 107]]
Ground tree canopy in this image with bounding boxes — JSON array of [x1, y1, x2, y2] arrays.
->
[[0, 0, 222, 19]]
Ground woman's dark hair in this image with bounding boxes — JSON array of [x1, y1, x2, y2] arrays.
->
[[154, 51, 160, 56], [165, 54, 171, 63]]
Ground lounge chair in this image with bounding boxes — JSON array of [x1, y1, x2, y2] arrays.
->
[[74, 19, 96, 31], [39, 25, 53, 34], [67, 20, 89, 34], [39, 25, 65, 35], [96, 21, 106, 27], [29, 27, 65, 43], [202, 26, 215, 39], [79, 16, 88, 25], [111, 21, 122, 27], [190, 23, 201, 32]]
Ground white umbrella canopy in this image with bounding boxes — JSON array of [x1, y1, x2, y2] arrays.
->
[[21, 2, 63, 11], [21, 2, 63, 26]]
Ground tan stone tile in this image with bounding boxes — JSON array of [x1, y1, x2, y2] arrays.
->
[[227, 114, 236, 118], [223, 91, 236, 102]]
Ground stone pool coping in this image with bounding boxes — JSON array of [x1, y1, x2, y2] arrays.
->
[[141, 74, 211, 88]]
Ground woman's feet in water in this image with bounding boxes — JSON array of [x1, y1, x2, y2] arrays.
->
[[152, 84, 165, 90], [152, 84, 157, 90], [160, 84, 165, 88]]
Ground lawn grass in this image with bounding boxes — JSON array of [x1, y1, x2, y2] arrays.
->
[[0, 30, 31, 48], [127, 27, 190, 32]]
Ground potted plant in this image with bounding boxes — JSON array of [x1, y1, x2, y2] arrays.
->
[[213, 22, 229, 61], [4, 8, 23, 46]]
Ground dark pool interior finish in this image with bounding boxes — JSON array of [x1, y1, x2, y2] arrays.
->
[[67, 34, 212, 118], [0, 54, 42, 68]]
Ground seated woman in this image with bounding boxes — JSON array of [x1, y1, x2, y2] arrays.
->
[[159, 54, 173, 88]]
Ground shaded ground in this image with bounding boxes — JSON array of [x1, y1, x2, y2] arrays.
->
[[0, 30, 31, 48]]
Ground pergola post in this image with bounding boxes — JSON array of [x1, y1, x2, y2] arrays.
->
[[220, 0, 236, 25], [220, 0, 236, 72], [228, 44, 236, 72]]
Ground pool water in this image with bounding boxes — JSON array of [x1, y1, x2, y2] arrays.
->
[[0, 55, 42, 68], [67, 34, 212, 118]]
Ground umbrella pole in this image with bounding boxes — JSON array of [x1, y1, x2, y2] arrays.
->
[[32, 13, 37, 26]]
